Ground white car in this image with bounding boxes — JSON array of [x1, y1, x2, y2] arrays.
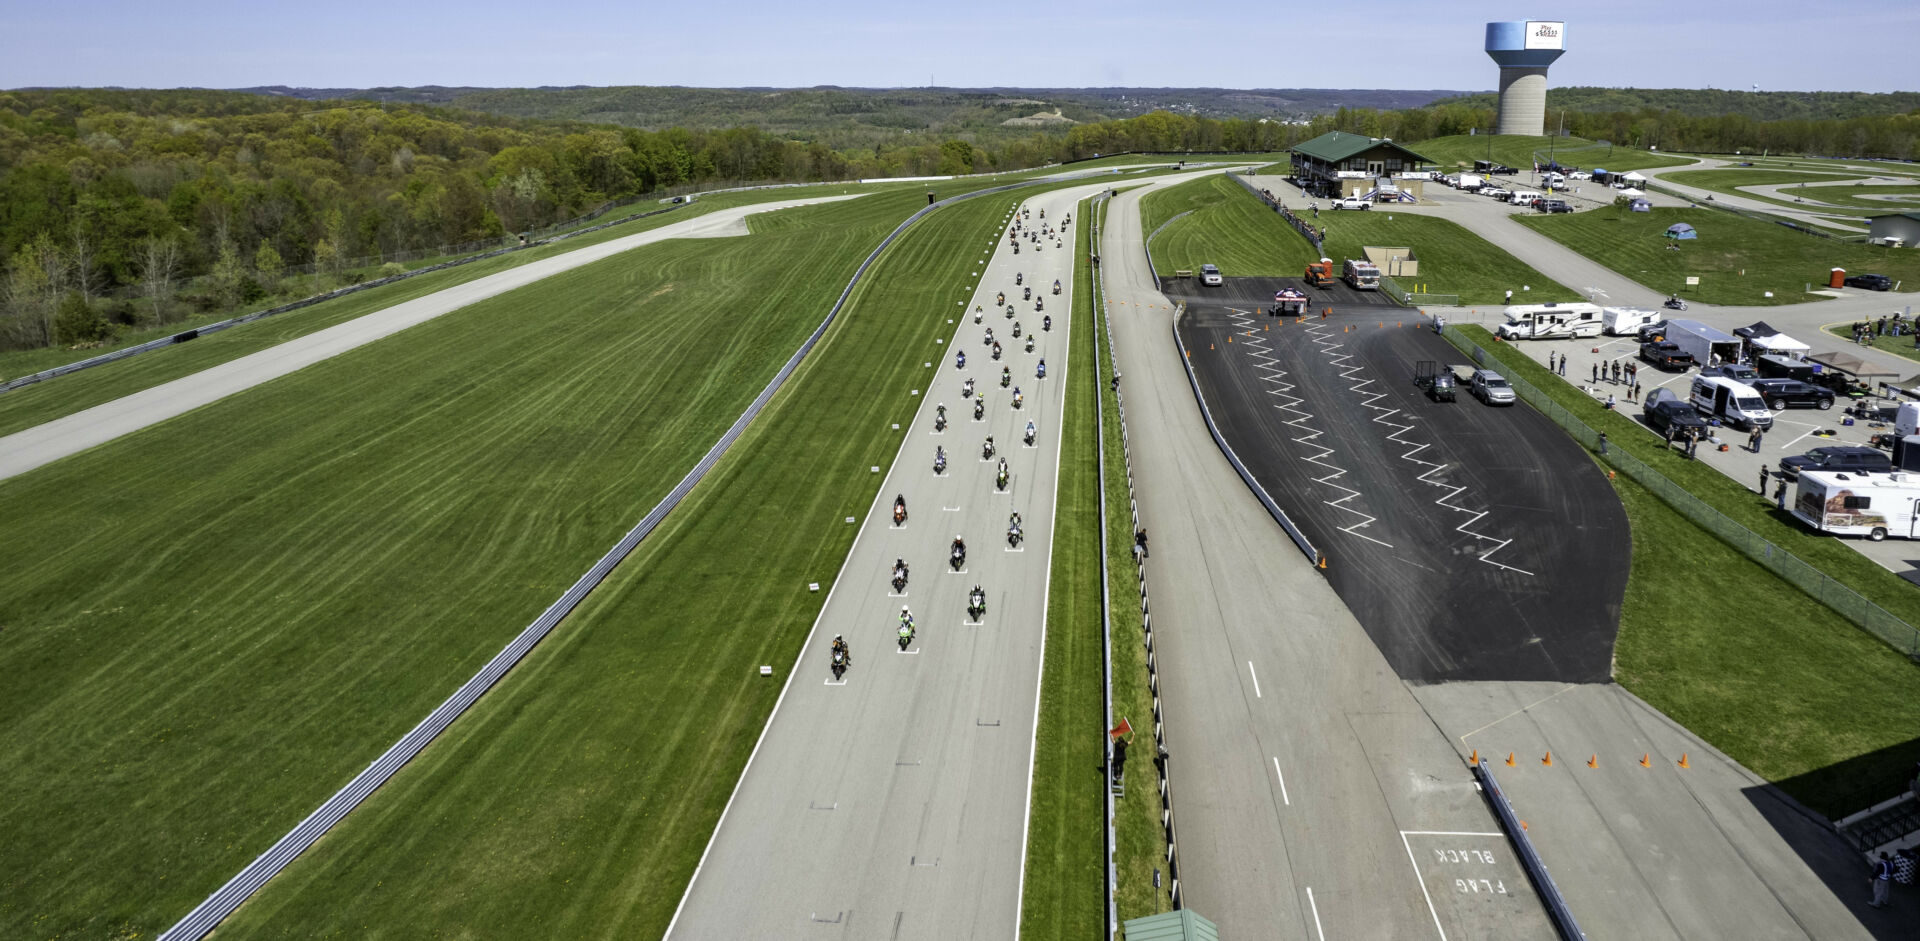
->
[[1332, 197, 1372, 211], [1568, 171, 1591, 181], [1481, 187, 1510, 199], [1200, 263, 1223, 286]]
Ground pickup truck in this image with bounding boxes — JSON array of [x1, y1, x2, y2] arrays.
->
[[1640, 340, 1696, 370], [1643, 389, 1709, 439], [1332, 197, 1371, 211]]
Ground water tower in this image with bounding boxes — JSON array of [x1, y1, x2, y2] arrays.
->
[[1485, 21, 1565, 136]]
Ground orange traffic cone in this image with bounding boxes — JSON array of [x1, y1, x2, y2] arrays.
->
[[1587, 755, 1599, 769], [1505, 752, 1516, 767], [1542, 751, 1554, 767], [1469, 749, 1479, 765], [1678, 753, 1691, 769], [1639, 754, 1652, 768]]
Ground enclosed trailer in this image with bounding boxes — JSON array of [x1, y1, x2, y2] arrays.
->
[[1792, 469, 1920, 541]]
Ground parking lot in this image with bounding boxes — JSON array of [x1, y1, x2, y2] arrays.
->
[[1466, 322, 1920, 578]]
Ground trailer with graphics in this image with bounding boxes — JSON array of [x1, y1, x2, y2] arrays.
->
[[1493, 302, 1603, 339], [1791, 469, 1920, 541]]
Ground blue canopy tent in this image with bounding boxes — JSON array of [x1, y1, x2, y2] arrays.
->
[[1665, 222, 1697, 240]]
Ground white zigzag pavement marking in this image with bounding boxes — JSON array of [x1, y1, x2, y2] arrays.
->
[[1228, 310, 1392, 547], [1323, 324, 1535, 576]]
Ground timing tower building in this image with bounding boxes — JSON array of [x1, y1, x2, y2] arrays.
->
[[1485, 21, 1565, 136]]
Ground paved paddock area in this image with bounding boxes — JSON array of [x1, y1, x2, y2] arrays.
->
[[1178, 286, 1630, 683]]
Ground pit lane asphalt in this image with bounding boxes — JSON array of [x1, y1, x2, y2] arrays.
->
[[1170, 278, 1630, 683]]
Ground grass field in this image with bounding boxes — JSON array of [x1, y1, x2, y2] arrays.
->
[[1099, 196, 1174, 929], [1515, 204, 1920, 305], [1019, 198, 1106, 940], [1409, 134, 1695, 173], [1460, 326, 1920, 816], [1823, 324, 1920, 362], [0, 190, 813, 437], [0, 193, 923, 940], [1792, 183, 1920, 211], [1141, 174, 1579, 304], [207, 179, 1108, 936]]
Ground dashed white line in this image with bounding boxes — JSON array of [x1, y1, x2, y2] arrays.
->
[[1306, 886, 1326, 940], [1272, 756, 1290, 805], [1248, 660, 1262, 698]]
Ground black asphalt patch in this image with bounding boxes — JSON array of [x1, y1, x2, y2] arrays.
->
[[1179, 299, 1630, 684], [1162, 275, 1403, 314]]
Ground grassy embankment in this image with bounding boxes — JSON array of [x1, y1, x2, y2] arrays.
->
[[1141, 173, 1580, 304], [0, 192, 922, 941], [1517, 203, 1920, 306], [1409, 134, 1695, 173], [1018, 197, 1105, 940], [213, 179, 1111, 936], [1460, 325, 1920, 817]]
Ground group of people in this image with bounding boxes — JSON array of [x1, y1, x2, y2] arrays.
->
[[1851, 312, 1916, 346], [1547, 350, 1643, 403]]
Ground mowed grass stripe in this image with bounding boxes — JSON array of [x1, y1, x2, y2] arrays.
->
[[0, 193, 920, 940], [1019, 197, 1106, 940], [211, 185, 1074, 937]]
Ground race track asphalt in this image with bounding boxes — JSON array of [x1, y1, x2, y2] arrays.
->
[[1099, 179, 1554, 940], [666, 182, 1109, 941], [0, 195, 863, 483], [1175, 284, 1631, 683]]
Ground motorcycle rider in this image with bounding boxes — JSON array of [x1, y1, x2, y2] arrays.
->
[[1024, 419, 1036, 445], [1024, 335, 1035, 353], [962, 377, 975, 398], [1043, 315, 1052, 332], [982, 435, 996, 459], [974, 305, 984, 324], [968, 585, 986, 619], [992, 341, 1003, 361], [1037, 359, 1047, 379], [832, 633, 851, 664], [1035, 297, 1043, 311], [956, 349, 966, 369], [1001, 366, 1012, 388], [973, 398, 985, 420], [934, 444, 947, 473], [936, 403, 947, 428], [1012, 386, 1024, 409], [1013, 321, 1022, 337]]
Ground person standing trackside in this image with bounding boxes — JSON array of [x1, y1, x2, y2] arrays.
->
[[1591, 362, 1599, 383], [1548, 351, 1556, 373], [1558, 355, 1567, 376], [1506, 289, 1513, 304], [1870, 852, 1894, 907], [1775, 476, 1788, 509], [1759, 464, 1769, 494]]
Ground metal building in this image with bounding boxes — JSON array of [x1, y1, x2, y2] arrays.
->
[[1485, 21, 1566, 136]]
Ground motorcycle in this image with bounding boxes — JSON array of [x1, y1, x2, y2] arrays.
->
[[982, 437, 996, 460], [1012, 389, 1024, 410], [934, 446, 947, 475], [1007, 524, 1022, 548], [898, 621, 915, 650], [1016, 272, 1023, 286], [892, 495, 907, 526], [950, 542, 966, 571], [974, 306, 983, 324], [1013, 243, 1019, 254], [1665, 297, 1688, 311], [992, 342, 1002, 361], [996, 458, 1009, 492], [968, 587, 986, 621], [935, 404, 947, 432], [1043, 316, 1052, 332], [1036, 360, 1047, 380], [1034, 298, 1043, 312], [962, 378, 975, 399], [1012, 321, 1022, 338], [985, 328, 996, 346], [996, 292, 1005, 306], [955, 350, 966, 370], [1023, 287, 1032, 301], [1001, 367, 1012, 388], [1024, 421, 1036, 447], [973, 398, 985, 421], [1052, 280, 1061, 296], [891, 565, 908, 595], [832, 648, 848, 679], [1024, 335, 1035, 354], [1006, 304, 1015, 318]]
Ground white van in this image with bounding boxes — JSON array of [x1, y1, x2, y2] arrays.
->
[[1690, 376, 1773, 430], [1508, 189, 1544, 205], [1494, 302, 1604, 339], [1601, 307, 1663, 336], [1792, 470, 1920, 541]]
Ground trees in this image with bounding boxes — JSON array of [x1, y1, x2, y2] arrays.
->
[[253, 240, 284, 295], [136, 235, 180, 324]]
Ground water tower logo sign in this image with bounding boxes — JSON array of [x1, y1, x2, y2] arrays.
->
[[1525, 21, 1565, 50]]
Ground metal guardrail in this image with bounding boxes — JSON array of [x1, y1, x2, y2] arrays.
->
[[156, 174, 1068, 941], [1098, 203, 1186, 914], [0, 204, 687, 395], [1472, 758, 1587, 940], [1438, 330, 1920, 658], [1140, 209, 1190, 286], [1169, 306, 1320, 564]]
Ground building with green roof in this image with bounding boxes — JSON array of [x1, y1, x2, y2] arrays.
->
[[1288, 131, 1436, 200]]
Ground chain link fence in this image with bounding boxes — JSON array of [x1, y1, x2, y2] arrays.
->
[[1442, 332, 1920, 658]]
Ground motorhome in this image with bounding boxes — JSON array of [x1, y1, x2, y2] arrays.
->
[[1792, 470, 1920, 541], [1493, 302, 1604, 339], [1689, 375, 1774, 430], [1601, 307, 1663, 336]]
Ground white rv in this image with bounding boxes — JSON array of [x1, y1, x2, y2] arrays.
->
[[1601, 306, 1664, 336], [1493, 302, 1604, 340], [1792, 470, 1920, 541]]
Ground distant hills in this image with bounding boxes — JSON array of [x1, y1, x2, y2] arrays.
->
[[1429, 87, 1920, 122]]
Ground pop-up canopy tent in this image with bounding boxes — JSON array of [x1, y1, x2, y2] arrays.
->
[[1629, 197, 1653, 212], [1622, 171, 1648, 183], [1665, 222, 1697, 239], [1619, 187, 1647, 198], [1809, 350, 1902, 380], [1735, 321, 1810, 352]]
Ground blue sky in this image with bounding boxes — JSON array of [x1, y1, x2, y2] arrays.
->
[[3, 0, 1914, 93]]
